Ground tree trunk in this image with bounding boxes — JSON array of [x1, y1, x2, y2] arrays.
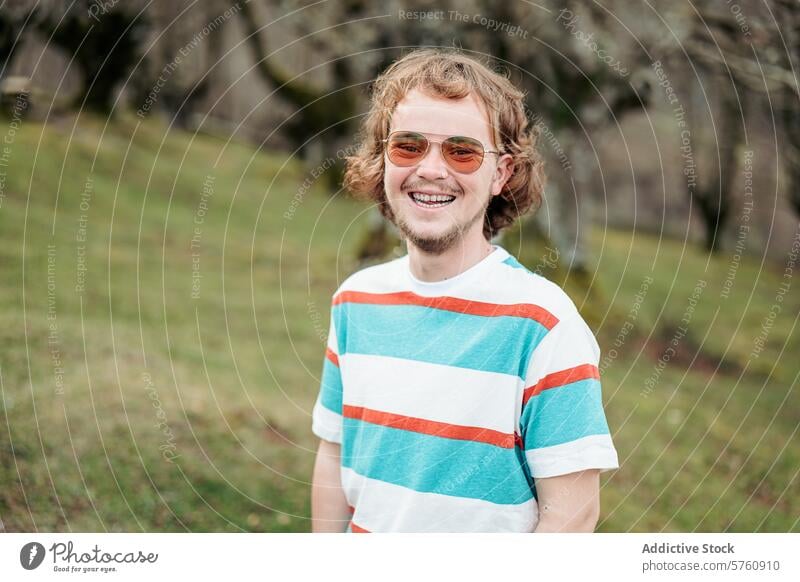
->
[[691, 76, 745, 254], [234, 0, 358, 173]]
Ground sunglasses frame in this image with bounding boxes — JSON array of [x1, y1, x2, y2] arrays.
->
[[382, 130, 503, 174]]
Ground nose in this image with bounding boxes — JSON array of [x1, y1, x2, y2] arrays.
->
[[415, 142, 449, 180]]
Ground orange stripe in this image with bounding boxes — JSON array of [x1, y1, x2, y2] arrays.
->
[[351, 521, 370, 533], [325, 347, 339, 367], [522, 364, 600, 406], [342, 404, 515, 448], [332, 290, 558, 330]]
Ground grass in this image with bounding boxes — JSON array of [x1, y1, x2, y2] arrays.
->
[[0, 112, 797, 532]]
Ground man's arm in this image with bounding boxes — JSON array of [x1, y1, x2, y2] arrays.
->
[[533, 469, 601, 532], [311, 439, 351, 532]]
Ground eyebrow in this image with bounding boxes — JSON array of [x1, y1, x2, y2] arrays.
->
[[391, 130, 488, 145]]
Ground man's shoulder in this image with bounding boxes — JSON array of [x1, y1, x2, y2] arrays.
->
[[332, 255, 407, 297], [489, 252, 580, 324]]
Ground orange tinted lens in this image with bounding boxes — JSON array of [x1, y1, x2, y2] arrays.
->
[[442, 137, 484, 173], [387, 132, 428, 166]]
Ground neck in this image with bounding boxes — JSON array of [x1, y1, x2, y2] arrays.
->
[[407, 231, 495, 283]]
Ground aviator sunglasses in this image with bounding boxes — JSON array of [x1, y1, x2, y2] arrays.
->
[[383, 131, 502, 174]]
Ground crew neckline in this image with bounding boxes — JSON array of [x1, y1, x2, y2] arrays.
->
[[404, 245, 510, 294]]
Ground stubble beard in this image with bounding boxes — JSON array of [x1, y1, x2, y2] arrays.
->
[[392, 193, 491, 256]]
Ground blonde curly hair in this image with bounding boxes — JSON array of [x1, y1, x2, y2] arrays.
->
[[343, 48, 546, 239]]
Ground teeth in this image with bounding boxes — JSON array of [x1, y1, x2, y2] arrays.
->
[[410, 192, 456, 205]]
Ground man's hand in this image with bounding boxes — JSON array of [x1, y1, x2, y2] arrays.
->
[[533, 469, 601, 532]]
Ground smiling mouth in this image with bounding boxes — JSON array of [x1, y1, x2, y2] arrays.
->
[[408, 191, 457, 209]]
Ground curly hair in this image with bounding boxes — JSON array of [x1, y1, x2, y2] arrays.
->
[[343, 48, 546, 239]]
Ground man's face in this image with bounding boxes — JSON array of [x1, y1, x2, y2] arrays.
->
[[383, 88, 513, 255]]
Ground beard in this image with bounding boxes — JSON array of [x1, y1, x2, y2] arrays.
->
[[392, 194, 491, 256]]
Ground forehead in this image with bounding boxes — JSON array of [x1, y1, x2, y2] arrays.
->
[[390, 88, 493, 141]]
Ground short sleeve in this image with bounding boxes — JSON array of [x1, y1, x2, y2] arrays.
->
[[520, 312, 619, 478], [311, 308, 343, 444]]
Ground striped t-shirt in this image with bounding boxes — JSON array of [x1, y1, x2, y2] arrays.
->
[[311, 245, 619, 532]]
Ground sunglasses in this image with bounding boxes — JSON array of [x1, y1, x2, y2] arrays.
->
[[383, 131, 502, 174]]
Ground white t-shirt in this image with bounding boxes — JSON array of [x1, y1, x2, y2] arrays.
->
[[312, 245, 619, 532]]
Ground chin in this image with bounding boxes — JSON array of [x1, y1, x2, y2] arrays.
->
[[400, 224, 462, 255], [408, 237, 455, 255]]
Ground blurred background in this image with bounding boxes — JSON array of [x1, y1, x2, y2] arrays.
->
[[0, 0, 798, 532]]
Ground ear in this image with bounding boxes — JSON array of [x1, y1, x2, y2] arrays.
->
[[490, 153, 514, 197]]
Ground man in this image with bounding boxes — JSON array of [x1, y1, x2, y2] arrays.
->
[[310, 49, 619, 533]]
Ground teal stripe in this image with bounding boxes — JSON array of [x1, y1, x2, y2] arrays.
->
[[502, 255, 530, 271], [341, 418, 534, 505], [333, 303, 548, 379], [521, 378, 611, 449], [319, 358, 343, 414]]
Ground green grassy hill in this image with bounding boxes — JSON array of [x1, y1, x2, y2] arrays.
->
[[1, 114, 797, 532]]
